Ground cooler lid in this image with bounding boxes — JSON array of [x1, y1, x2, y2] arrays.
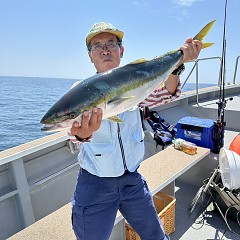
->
[[177, 116, 214, 128]]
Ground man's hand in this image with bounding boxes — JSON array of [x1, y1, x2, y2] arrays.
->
[[179, 38, 203, 64], [164, 38, 202, 95], [71, 107, 103, 139]]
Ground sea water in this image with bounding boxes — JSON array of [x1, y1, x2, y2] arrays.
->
[[0, 76, 77, 151], [0, 76, 215, 151]]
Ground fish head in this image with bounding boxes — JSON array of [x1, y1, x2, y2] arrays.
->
[[40, 88, 84, 132], [40, 108, 80, 132], [40, 79, 106, 132]]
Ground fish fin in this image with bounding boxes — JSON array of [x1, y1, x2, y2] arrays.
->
[[129, 58, 148, 64], [202, 42, 214, 49], [108, 116, 123, 123], [193, 20, 216, 48], [193, 20, 216, 41], [158, 81, 166, 89], [108, 96, 134, 105]]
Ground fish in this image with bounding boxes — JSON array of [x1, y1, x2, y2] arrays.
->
[[40, 20, 215, 132]]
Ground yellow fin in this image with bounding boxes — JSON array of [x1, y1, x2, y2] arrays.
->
[[158, 81, 166, 89], [202, 42, 214, 49], [193, 20, 216, 49], [193, 20, 216, 41], [130, 58, 147, 64], [108, 116, 123, 123]]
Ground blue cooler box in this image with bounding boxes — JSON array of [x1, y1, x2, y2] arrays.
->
[[176, 116, 215, 151]]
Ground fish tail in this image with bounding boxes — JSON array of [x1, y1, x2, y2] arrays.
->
[[193, 20, 216, 48], [201, 42, 214, 49]]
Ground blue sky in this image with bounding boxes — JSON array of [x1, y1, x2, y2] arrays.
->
[[0, 0, 239, 84]]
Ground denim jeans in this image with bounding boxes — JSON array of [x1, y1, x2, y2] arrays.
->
[[72, 169, 169, 240]]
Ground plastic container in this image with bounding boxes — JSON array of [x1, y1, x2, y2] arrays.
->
[[219, 148, 240, 190], [176, 116, 215, 151], [229, 133, 240, 155], [172, 138, 197, 155]]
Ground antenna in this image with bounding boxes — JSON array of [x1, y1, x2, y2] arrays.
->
[[218, 0, 227, 122]]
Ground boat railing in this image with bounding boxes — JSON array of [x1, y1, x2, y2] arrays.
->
[[182, 55, 240, 104], [0, 132, 80, 240], [233, 55, 240, 84]]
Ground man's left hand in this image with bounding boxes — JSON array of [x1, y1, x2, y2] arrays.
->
[[180, 38, 203, 64]]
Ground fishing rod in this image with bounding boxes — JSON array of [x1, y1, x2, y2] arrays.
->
[[213, 0, 233, 154], [189, 0, 231, 214]]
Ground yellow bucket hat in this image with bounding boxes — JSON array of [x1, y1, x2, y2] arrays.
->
[[86, 22, 124, 46]]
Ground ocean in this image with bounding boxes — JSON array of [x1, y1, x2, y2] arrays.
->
[[0, 76, 215, 152]]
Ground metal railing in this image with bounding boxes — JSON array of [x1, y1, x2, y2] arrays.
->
[[233, 55, 240, 84], [181, 56, 222, 88], [181, 55, 240, 104]]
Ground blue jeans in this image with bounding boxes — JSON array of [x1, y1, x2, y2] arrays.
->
[[72, 169, 169, 240]]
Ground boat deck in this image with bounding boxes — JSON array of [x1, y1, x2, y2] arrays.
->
[[9, 145, 211, 240], [171, 180, 240, 240], [8, 203, 74, 240], [8, 181, 240, 240]]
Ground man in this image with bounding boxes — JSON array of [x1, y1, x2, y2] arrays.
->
[[70, 22, 202, 240]]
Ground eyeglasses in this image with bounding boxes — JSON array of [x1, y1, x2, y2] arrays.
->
[[89, 41, 119, 52]]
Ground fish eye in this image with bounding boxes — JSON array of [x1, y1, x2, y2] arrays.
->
[[68, 112, 77, 119]]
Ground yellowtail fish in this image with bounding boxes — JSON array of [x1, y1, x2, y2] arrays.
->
[[40, 20, 215, 132]]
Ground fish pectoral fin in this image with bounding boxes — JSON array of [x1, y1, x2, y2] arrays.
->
[[193, 20, 216, 49], [107, 96, 134, 105], [108, 116, 123, 123]]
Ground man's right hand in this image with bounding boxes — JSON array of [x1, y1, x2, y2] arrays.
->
[[71, 107, 103, 139]]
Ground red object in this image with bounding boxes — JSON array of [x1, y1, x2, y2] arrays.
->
[[229, 133, 240, 155]]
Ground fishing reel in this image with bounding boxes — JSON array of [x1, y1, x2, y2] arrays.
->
[[216, 96, 233, 116], [213, 97, 233, 154]]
